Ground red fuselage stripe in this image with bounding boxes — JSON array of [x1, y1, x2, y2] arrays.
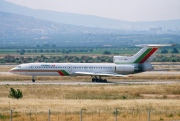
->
[[57, 71, 65, 76]]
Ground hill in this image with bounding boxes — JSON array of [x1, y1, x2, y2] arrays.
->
[[0, 12, 179, 48], [1, 0, 180, 31], [0, 12, 125, 47], [0, 11, 117, 36]]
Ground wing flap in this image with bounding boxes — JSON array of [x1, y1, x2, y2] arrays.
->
[[74, 72, 128, 77]]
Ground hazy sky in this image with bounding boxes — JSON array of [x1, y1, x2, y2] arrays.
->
[[6, 0, 180, 21]]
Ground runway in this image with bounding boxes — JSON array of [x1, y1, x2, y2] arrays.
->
[[0, 80, 179, 85], [0, 72, 13, 75], [0, 71, 179, 85]]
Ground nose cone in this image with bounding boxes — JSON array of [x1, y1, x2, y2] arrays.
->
[[9, 68, 15, 74]]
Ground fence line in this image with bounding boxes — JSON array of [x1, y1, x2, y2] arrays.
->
[[1, 108, 179, 121]]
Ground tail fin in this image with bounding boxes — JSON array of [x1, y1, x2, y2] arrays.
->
[[114, 44, 175, 64]]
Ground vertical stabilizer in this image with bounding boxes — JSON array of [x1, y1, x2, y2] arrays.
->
[[114, 44, 175, 64]]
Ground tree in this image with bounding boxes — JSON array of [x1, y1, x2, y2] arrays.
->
[[50, 49, 55, 53], [4, 55, 15, 63], [20, 49, 25, 55], [20, 51, 24, 55], [56, 50, 60, 53], [26, 50, 31, 53], [45, 50, 49, 53], [16, 50, 20, 53], [32, 49, 37, 53], [161, 49, 168, 54], [20, 49, 25, 53], [171, 48, 179, 53], [8, 88, 23, 99], [38, 49, 44, 53], [103, 51, 111, 55], [89, 49, 93, 52], [36, 45, 40, 48], [52, 44, 56, 48], [43, 44, 49, 48]]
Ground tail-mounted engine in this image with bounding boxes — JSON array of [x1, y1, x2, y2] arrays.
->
[[115, 65, 139, 74], [115, 63, 154, 74], [139, 63, 154, 71]]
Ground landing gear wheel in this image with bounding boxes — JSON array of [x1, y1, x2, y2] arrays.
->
[[32, 79, 35, 82], [95, 78, 99, 82], [99, 79, 103, 82], [92, 78, 95, 82], [103, 79, 107, 82], [92, 76, 108, 83]]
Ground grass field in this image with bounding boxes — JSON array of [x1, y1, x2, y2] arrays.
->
[[0, 63, 180, 121], [0, 84, 180, 121], [1, 84, 180, 100], [0, 99, 180, 121]]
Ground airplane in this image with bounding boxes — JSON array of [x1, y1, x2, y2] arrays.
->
[[9, 44, 174, 82]]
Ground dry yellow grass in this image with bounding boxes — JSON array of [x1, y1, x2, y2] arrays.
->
[[130, 73, 180, 80], [2, 111, 180, 121], [1, 84, 180, 100], [0, 64, 180, 120], [0, 98, 180, 121], [0, 65, 15, 72], [1, 98, 180, 112], [0, 84, 180, 121]]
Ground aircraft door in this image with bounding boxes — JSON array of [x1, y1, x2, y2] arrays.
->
[[28, 64, 34, 75], [67, 64, 72, 72], [29, 64, 34, 69], [89, 66, 93, 71]]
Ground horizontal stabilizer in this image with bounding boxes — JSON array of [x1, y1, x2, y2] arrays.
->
[[135, 44, 175, 47]]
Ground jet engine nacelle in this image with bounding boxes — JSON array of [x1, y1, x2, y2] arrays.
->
[[141, 63, 154, 71], [115, 65, 137, 72]]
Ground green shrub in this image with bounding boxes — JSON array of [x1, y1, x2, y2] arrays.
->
[[0, 114, 5, 119], [8, 88, 23, 99], [160, 117, 164, 120], [113, 110, 120, 116], [167, 114, 173, 117]]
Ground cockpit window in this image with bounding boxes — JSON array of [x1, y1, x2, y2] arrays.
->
[[17, 66, 21, 68]]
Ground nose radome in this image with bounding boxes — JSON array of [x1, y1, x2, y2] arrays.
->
[[9, 68, 15, 73]]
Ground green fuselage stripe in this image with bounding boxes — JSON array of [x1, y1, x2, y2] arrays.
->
[[134, 48, 152, 63], [61, 70, 70, 76]]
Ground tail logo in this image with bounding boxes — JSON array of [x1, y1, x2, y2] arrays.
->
[[134, 48, 158, 63]]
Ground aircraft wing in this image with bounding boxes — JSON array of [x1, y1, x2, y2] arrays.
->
[[74, 72, 128, 77]]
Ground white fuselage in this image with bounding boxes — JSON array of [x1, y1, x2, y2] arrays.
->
[[10, 63, 137, 77]]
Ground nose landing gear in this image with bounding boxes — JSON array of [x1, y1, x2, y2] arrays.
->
[[32, 76, 36, 82]]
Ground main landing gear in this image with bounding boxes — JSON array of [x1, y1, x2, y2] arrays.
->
[[92, 76, 107, 83], [32, 76, 36, 82]]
